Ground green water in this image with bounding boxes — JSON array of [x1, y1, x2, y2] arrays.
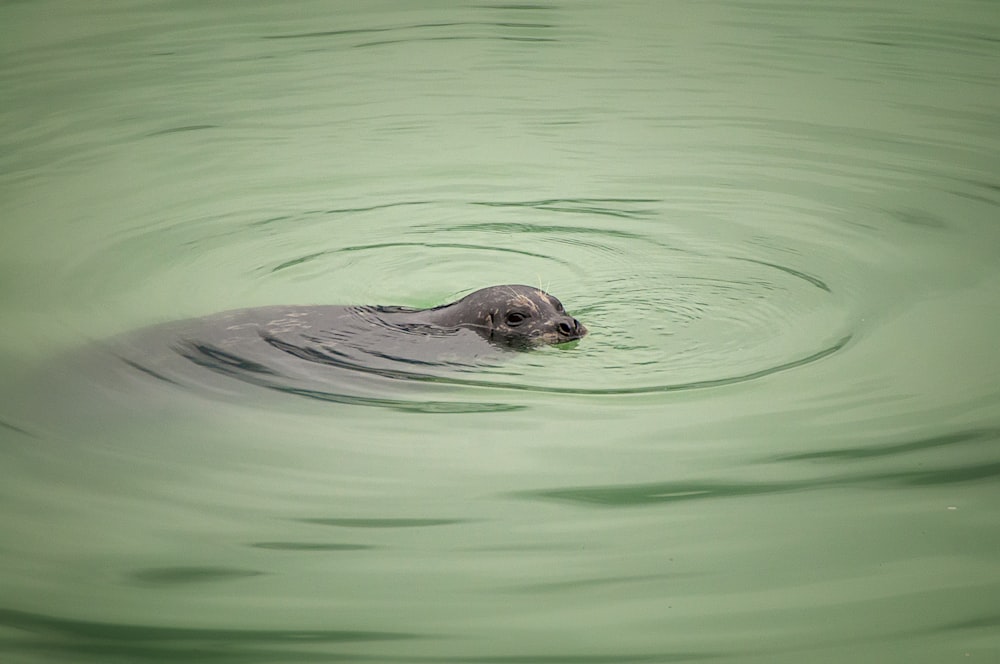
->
[[2, 1, 999, 662]]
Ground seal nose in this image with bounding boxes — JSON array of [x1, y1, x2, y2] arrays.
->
[[557, 317, 584, 338]]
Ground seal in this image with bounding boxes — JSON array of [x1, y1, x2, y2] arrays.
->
[[193, 284, 586, 351], [100, 285, 586, 396]]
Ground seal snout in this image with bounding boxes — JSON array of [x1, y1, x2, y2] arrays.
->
[[557, 317, 587, 340]]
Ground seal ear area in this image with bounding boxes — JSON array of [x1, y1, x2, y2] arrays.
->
[[462, 308, 496, 341], [485, 311, 496, 341]]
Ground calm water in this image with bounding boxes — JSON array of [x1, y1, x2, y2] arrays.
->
[[2, 1, 1000, 662]]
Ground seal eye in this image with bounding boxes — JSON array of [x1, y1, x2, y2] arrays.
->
[[505, 312, 527, 326]]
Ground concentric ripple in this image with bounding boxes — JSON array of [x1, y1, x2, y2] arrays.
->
[[65, 196, 857, 411], [289, 196, 856, 398]]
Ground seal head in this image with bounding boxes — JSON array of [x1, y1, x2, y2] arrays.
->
[[417, 285, 587, 347]]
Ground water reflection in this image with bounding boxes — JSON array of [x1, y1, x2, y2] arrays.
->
[[0, 608, 418, 662], [771, 428, 1000, 462], [521, 460, 1000, 507], [128, 566, 265, 585]]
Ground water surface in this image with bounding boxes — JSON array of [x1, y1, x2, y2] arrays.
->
[[2, 1, 999, 662]]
